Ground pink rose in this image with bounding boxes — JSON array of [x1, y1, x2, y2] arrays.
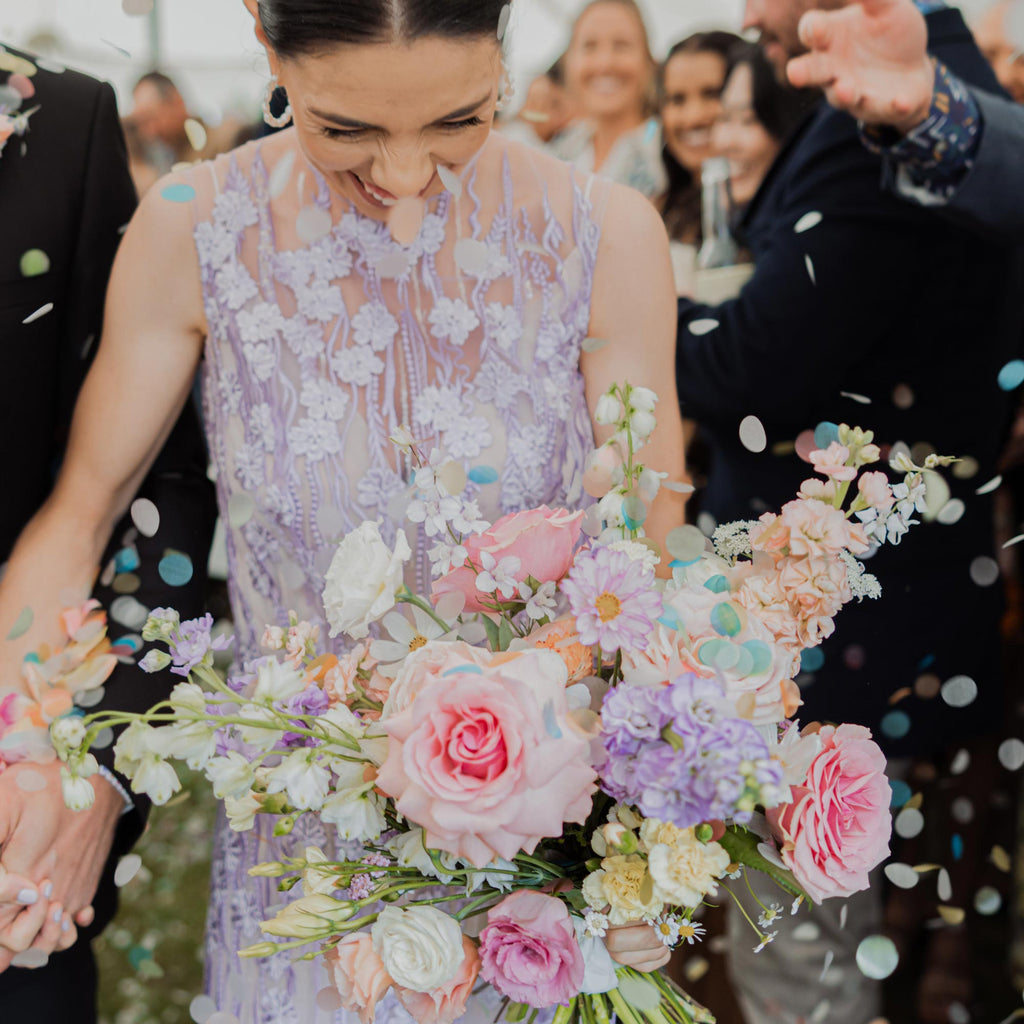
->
[[479, 891, 585, 1008], [768, 724, 892, 903], [376, 649, 597, 867], [395, 935, 480, 1024], [325, 933, 393, 1024], [810, 442, 857, 482], [382, 640, 493, 720], [432, 507, 584, 612], [858, 471, 895, 512]]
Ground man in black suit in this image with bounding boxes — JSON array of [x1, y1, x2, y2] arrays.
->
[[675, 2, 1024, 1020], [0, 48, 215, 1022]]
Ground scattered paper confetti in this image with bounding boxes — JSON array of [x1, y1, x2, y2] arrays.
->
[[937, 906, 965, 926], [15, 769, 47, 793], [840, 391, 871, 405], [739, 415, 767, 454], [115, 854, 143, 887], [884, 863, 919, 889], [856, 936, 899, 979], [497, 3, 512, 40], [189, 994, 217, 1023], [818, 951, 834, 983], [454, 238, 491, 275], [11, 949, 48, 969], [122, 0, 154, 13], [184, 117, 207, 152], [296, 205, 332, 244], [437, 164, 462, 198], [158, 553, 194, 587], [100, 38, 132, 58], [937, 868, 952, 902], [19, 248, 49, 277], [666, 525, 705, 563], [937, 498, 965, 525], [969, 556, 999, 587], [998, 738, 1024, 771], [375, 251, 410, 278], [160, 183, 196, 203], [6, 605, 33, 640], [941, 674, 977, 708], [990, 845, 1012, 872], [268, 150, 296, 198], [227, 492, 255, 528], [998, 359, 1024, 391], [794, 211, 823, 234], [976, 475, 1003, 496], [688, 318, 719, 336], [315, 988, 343, 1013], [950, 748, 971, 774], [130, 498, 160, 537], [581, 337, 609, 353], [22, 302, 54, 324], [804, 254, 816, 285], [895, 806, 925, 839]]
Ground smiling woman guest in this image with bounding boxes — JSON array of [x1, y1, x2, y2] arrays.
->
[[550, 0, 665, 199], [0, 1, 685, 1020]]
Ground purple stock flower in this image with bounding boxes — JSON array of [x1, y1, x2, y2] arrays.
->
[[562, 547, 662, 654], [282, 684, 331, 747], [599, 674, 784, 829], [167, 613, 232, 677]]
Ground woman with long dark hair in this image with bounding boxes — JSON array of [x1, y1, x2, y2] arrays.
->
[[0, 1, 685, 1019]]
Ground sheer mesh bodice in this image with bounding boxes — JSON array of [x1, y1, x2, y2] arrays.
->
[[186, 129, 609, 1023]]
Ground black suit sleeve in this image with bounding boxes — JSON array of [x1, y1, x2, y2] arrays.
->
[[675, 129, 947, 432], [54, 81, 217, 841]]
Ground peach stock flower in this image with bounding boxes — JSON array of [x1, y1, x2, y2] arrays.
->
[[810, 442, 857, 482]]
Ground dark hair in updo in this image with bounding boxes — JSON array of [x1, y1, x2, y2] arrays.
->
[[257, 0, 511, 58]]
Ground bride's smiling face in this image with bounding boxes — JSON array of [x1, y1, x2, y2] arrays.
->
[[267, 35, 502, 219]]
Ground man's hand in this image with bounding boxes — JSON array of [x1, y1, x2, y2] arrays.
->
[[605, 922, 672, 972], [787, 0, 935, 134], [0, 760, 123, 970]]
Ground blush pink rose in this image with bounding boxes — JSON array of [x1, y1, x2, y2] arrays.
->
[[768, 724, 892, 903], [432, 507, 584, 612], [325, 933, 393, 1024], [479, 891, 585, 1008], [376, 649, 597, 867], [381, 640, 494, 719], [395, 935, 480, 1024]]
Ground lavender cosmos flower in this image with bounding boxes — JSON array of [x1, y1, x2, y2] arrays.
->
[[167, 613, 232, 677], [561, 547, 662, 654], [600, 674, 784, 829]]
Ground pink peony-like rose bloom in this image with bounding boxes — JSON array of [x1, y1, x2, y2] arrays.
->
[[479, 891, 585, 1008], [325, 933, 393, 1024], [778, 555, 850, 648], [432, 507, 584, 612], [376, 649, 597, 867], [778, 499, 869, 559], [395, 935, 481, 1024], [381, 640, 493, 720], [768, 724, 892, 903]]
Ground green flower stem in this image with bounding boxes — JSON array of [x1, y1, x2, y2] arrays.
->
[[395, 590, 454, 634]]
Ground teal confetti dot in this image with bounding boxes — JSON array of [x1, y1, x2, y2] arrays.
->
[[160, 183, 196, 203], [443, 664, 483, 676], [813, 421, 840, 450], [889, 778, 912, 808], [731, 643, 755, 678], [699, 639, 739, 671], [881, 710, 911, 740], [704, 575, 731, 594], [951, 833, 964, 861], [710, 602, 742, 638], [657, 607, 682, 632], [468, 465, 499, 485], [622, 495, 648, 530], [158, 553, 194, 587], [917, 653, 936, 671], [801, 648, 826, 673], [743, 640, 773, 676], [115, 547, 140, 573], [543, 701, 563, 739], [998, 360, 1024, 391], [127, 945, 153, 970]]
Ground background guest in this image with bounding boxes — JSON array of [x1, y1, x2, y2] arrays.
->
[[499, 58, 578, 148], [659, 31, 741, 245], [551, 0, 665, 198]]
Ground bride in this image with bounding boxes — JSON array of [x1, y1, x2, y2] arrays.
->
[[0, 0, 685, 1019]]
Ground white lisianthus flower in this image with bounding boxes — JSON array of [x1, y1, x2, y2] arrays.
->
[[61, 768, 95, 811], [266, 750, 331, 811], [205, 751, 257, 800], [253, 659, 307, 704], [168, 681, 207, 712], [371, 905, 465, 993], [131, 756, 182, 805], [224, 791, 261, 832], [572, 917, 619, 994], [138, 649, 172, 674], [261, 893, 352, 939], [51, 716, 87, 754], [320, 785, 386, 842], [594, 394, 624, 426], [320, 705, 366, 743], [322, 522, 412, 640], [301, 847, 344, 897]]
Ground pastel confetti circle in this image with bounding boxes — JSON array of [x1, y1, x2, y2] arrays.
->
[[969, 556, 999, 587], [315, 988, 342, 1014], [160, 184, 196, 203], [856, 936, 899, 980], [801, 647, 825, 673], [15, 769, 47, 793], [666, 525, 705, 562], [688, 319, 719, 336], [189, 994, 217, 1024], [998, 360, 1024, 391], [122, 0, 154, 13], [884, 863, 919, 889], [998, 738, 1024, 771], [158, 553, 194, 587], [739, 414, 767, 454], [227, 492, 256, 528], [894, 806, 925, 839], [114, 853, 143, 887], [974, 886, 1002, 916], [794, 211, 822, 234], [813, 421, 840, 451], [468, 465, 499, 485], [889, 778, 912, 808], [11, 949, 48, 970], [880, 710, 910, 740], [130, 497, 160, 537], [19, 248, 50, 277], [941, 674, 978, 708], [8, 74, 35, 99], [7, 606, 33, 641]]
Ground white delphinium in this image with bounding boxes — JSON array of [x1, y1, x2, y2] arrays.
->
[[61, 768, 96, 811], [464, 856, 516, 894], [138, 649, 171, 673], [141, 608, 180, 643], [474, 551, 521, 600], [168, 681, 207, 712], [149, 721, 218, 770], [265, 749, 331, 811], [594, 393, 624, 426], [114, 720, 161, 777], [131, 755, 182, 805], [50, 716, 87, 756], [237, 705, 287, 754], [320, 784, 387, 842], [387, 828, 458, 884], [204, 751, 256, 800], [224, 791, 261, 832], [521, 580, 558, 621], [253, 658, 307, 704]]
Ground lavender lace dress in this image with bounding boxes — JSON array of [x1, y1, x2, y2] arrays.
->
[[183, 129, 611, 1023]]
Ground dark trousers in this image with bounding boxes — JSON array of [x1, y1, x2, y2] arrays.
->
[[0, 941, 99, 1023]]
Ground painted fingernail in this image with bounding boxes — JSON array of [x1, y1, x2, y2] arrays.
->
[[61, 918, 71, 933], [16, 888, 37, 906], [53, 907, 62, 923], [42, 883, 53, 899]]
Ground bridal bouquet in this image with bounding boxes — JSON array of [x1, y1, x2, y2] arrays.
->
[[54, 384, 944, 1024]]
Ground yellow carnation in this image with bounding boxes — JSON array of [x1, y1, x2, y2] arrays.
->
[[647, 829, 731, 908], [582, 854, 663, 925]]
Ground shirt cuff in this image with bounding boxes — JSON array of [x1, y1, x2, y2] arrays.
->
[[860, 59, 982, 204], [97, 765, 135, 816]]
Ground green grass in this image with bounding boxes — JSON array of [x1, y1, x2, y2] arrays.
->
[[97, 775, 217, 1024]]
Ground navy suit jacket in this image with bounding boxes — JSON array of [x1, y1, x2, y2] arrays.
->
[[675, 8, 1024, 755]]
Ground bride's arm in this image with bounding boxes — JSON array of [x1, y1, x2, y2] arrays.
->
[[0, 178, 207, 692], [582, 183, 688, 569]]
